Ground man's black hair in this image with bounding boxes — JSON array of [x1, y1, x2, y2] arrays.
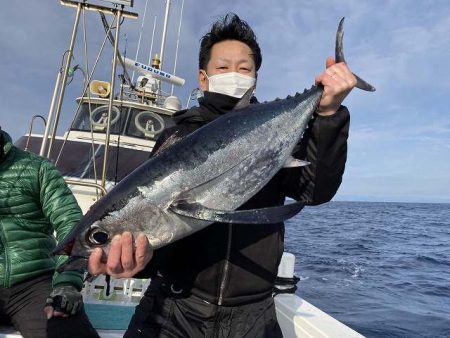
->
[[199, 13, 262, 72]]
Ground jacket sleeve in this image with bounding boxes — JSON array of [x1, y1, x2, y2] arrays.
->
[[38, 159, 84, 291], [282, 106, 350, 205]]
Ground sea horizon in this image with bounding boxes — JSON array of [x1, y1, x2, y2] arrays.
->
[[332, 198, 450, 205]]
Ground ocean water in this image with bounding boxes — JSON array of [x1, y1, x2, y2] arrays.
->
[[284, 201, 450, 338]]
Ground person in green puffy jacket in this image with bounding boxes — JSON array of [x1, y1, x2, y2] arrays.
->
[[0, 127, 99, 338]]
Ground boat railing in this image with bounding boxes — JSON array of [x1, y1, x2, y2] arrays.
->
[[24, 115, 47, 151], [65, 179, 108, 197], [82, 275, 149, 331]]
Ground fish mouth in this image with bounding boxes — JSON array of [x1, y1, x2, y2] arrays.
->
[[56, 255, 89, 274], [53, 238, 76, 257]]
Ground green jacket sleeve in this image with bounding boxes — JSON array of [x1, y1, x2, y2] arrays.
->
[[38, 159, 84, 291]]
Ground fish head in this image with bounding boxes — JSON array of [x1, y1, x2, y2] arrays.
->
[[54, 222, 114, 273]]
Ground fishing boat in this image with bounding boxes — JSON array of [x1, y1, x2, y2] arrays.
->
[[4, 1, 365, 337]]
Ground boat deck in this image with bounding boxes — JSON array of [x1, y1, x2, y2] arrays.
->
[[0, 291, 365, 338]]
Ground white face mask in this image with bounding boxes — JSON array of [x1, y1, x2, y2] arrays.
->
[[204, 72, 256, 98]]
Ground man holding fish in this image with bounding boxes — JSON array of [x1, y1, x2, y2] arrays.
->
[[85, 13, 368, 337]]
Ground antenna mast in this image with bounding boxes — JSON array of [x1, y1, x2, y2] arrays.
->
[[171, 0, 184, 95], [147, 15, 158, 65], [131, 0, 150, 82], [159, 0, 171, 69]]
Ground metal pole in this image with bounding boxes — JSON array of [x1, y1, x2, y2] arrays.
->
[[147, 15, 157, 65], [40, 70, 61, 156], [171, 0, 184, 95], [47, 3, 82, 158], [101, 8, 123, 189], [159, 0, 171, 69], [131, 0, 149, 82]]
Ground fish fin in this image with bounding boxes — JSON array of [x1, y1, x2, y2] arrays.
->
[[353, 74, 376, 92], [234, 85, 256, 110], [170, 200, 305, 224], [335, 17, 376, 92], [283, 156, 310, 168], [152, 130, 184, 156]]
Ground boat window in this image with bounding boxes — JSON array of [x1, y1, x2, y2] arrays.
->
[[125, 108, 173, 140], [71, 103, 174, 140], [72, 103, 128, 135]]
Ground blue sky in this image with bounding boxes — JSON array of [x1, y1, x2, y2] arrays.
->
[[1, 1, 449, 203]]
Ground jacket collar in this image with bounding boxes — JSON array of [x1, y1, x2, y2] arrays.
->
[[196, 91, 241, 122], [173, 91, 259, 125]]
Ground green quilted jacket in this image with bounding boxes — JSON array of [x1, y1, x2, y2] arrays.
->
[[0, 130, 83, 290]]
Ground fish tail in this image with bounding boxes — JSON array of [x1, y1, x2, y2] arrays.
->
[[335, 17, 376, 92]]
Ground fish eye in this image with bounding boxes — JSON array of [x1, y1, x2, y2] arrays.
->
[[86, 227, 110, 246]]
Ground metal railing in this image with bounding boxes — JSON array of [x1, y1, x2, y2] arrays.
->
[[24, 115, 47, 151]]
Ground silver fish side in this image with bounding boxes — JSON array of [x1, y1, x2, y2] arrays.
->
[[53, 86, 323, 272]]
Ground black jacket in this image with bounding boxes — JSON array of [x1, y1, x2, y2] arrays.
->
[[136, 91, 350, 306]]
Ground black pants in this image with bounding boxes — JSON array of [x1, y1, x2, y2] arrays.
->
[[0, 273, 99, 338], [124, 277, 283, 338]]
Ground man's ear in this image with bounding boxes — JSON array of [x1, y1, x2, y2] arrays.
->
[[198, 70, 208, 91]]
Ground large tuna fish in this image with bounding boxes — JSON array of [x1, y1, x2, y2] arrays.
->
[[54, 18, 375, 272]]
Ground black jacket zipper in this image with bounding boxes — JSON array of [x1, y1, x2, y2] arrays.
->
[[217, 223, 233, 305]]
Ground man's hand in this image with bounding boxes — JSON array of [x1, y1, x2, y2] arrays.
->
[[315, 57, 357, 116], [88, 231, 152, 279], [44, 284, 82, 319]]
